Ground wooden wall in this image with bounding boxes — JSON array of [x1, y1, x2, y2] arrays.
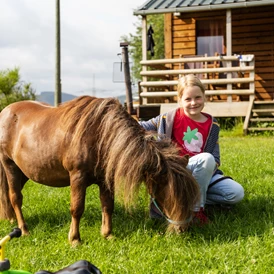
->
[[164, 6, 274, 100]]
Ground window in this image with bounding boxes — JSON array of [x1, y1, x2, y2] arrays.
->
[[196, 20, 225, 56]]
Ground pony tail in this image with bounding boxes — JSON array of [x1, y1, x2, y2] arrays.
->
[[0, 162, 15, 220]]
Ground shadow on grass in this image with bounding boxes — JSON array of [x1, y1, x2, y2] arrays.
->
[[112, 204, 168, 237], [189, 196, 274, 242], [82, 201, 167, 239], [22, 197, 156, 240], [110, 195, 274, 241], [90, 195, 274, 242], [24, 208, 71, 232], [19, 190, 274, 244]]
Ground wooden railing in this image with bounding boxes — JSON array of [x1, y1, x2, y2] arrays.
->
[[139, 54, 255, 104], [138, 54, 255, 132]]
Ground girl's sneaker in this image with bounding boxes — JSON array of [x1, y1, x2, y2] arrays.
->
[[192, 207, 209, 225]]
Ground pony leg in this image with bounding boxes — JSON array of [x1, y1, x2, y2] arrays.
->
[[99, 183, 114, 238], [69, 177, 87, 245], [3, 163, 29, 235], [0, 161, 16, 220]]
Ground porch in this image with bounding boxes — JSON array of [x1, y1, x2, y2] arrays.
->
[[137, 54, 255, 134], [132, 0, 274, 134]]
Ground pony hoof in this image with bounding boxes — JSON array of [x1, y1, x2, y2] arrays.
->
[[101, 229, 112, 238], [102, 232, 111, 239], [106, 234, 115, 240], [21, 227, 30, 236], [71, 240, 81, 247]]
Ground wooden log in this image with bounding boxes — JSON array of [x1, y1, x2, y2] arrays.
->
[[140, 77, 255, 87], [140, 66, 254, 76], [140, 89, 254, 98], [140, 55, 243, 65]]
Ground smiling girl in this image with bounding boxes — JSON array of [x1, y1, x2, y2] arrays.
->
[[139, 74, 244, 224]]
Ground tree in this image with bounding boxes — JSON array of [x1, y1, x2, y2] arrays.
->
[[0, 68, 36, 111], [121, 15, 165, 83]]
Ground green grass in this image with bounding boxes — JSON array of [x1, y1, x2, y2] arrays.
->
[[1, 136, 274, 273]]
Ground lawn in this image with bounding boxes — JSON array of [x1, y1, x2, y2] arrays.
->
[[1, 136, 274, 273]]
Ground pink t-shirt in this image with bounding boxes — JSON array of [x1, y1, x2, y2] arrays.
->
[[172, 109, 211, 157]]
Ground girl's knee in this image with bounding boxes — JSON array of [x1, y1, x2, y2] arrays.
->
[[187, 153, 216, 181], [201, 153, 216, 172], [232, 184, 244, 203], [225, 183, 244, 204], [208, 176, 245, 205]]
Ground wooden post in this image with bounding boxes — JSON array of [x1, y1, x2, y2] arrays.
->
[[55, 0, 61, 106], [141, 15, 148, 104], [164, 13, 173, 61], [226, 9, 232, 103], [120, 42, 134, 115]]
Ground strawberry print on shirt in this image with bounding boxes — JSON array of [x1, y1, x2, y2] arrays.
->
[[172, 109, 211, 157], [183, 126, 204, 153]]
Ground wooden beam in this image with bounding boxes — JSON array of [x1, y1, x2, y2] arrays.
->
[[164, 13, 172, 60], [226, 10, 233, 103], [226, 9, 232, 56], [141, 16, 148, 104], [140, 66, 255, 76], [137, 105, 161, 121], [243, 95, 255, 135], [140, 77, 255, 87], [157, 102, 251, 117], [139, 90, 254, 98], [140, 55, 243, 65], [203, 102, 250, 117]]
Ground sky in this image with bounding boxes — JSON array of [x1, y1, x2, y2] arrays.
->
[[0, 0, 144, 98]]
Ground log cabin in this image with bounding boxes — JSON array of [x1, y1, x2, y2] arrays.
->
[[133, 0, 274, 134]]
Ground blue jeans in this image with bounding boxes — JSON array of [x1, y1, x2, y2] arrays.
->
[[187, 152, 244, 211]]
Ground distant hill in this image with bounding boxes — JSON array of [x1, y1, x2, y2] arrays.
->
[[37, 92, 127, 106], [37, 92, 76, 105]]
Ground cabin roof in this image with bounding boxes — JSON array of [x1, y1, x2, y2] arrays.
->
[[134, 0, 274, 15]]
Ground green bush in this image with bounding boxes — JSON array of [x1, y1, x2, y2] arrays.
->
[[0, 67, 36, 111]]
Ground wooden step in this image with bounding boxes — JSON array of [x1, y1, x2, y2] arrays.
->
[[250, 117, 274, 122], [254, 101, 274, 105], [247, 127, 274, 131], [247, 101, 274, 133], [252, 109, 274, 113]]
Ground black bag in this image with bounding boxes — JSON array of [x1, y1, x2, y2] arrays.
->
[[35, 260, 101, 274]]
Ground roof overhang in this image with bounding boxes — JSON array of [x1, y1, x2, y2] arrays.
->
[[133, 0, 274, 16]]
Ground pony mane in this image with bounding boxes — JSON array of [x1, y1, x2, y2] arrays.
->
[[57, 96, 106, 133], [93, 98, 197, 209], [56, 96, 122, 145], [56, 96, 198, 212]]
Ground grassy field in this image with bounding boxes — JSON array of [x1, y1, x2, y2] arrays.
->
[[1, 136, 274, 273]]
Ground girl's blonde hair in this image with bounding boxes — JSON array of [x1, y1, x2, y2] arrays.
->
[[177, 74, 205, 100]]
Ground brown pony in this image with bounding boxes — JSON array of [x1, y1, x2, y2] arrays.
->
[[0, 96, 199, 245]]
